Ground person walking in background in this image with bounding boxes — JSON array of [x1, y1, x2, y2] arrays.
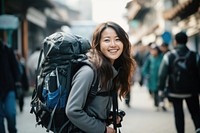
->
[[133, 44, 150, 87], [27, 47, 41, 87], [0, 41, 21, 133], [15, 52, 29, 112], [139, 43, 152, 87], [158, 42, 171, 110], [142, 44, 163, 111], [124, 44, 138, 108], [66, 21, 136, 133], [124, 43, 150, 108], [157, 31, 200, 133], [159, 42, 170, 54]]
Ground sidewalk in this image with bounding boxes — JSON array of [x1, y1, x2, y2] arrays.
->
[[15, 83, 195, 133], [118, 83, 195, 133]]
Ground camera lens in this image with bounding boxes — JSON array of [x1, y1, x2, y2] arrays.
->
[[118, 110, 126, 117]]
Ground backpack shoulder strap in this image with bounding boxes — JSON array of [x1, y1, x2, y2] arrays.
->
[[185, 51, 191, 58], [80, 60, 99, 107], [189, 51, 199, 70]]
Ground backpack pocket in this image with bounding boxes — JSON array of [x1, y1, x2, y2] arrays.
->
[[47, 85, 67, 109], [42, 69, 68, 109]]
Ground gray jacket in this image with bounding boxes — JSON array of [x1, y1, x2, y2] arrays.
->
[[66, 65, 118, 133]]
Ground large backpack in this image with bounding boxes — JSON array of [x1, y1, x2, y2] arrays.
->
[[30, 32, 98, 133], [169, 50, 199, 93]]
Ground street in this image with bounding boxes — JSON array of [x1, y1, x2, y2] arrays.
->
[[15, 83, 194, 133]]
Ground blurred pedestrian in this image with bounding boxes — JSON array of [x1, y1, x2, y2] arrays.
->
[[0, 41, 21, 133], [142, 44, 163, 111], [158, 42, 171, 110], [140, 43, 152, 87], [124, 43, 150, 108], [124, 45, 138, 108], [134, 44, 150, 87], [158, 31, 200, 133], [27, 47, 41, 87], [15, 52, 29, 112], [159, 42, 169, 54]]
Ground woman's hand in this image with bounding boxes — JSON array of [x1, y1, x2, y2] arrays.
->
[[108, 115, 122, 124], [106, 126, 116, 133], [116, 116, 121, 124]]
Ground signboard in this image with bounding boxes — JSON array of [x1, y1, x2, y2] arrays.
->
[[0, 15, 19, 30]]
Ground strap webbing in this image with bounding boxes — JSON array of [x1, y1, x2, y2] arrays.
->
[[112, 90, 118, 131]]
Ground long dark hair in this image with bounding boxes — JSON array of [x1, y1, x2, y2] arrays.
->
[[88, 21, 136, 98]]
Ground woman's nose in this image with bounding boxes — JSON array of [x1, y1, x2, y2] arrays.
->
[[110, 40, 116, 46]]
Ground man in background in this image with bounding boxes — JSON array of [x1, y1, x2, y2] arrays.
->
[[158, 31, 200, 133]]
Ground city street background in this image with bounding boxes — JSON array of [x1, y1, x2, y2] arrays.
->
[[1, 0, 199, 133], [14, 83, 194, 133]]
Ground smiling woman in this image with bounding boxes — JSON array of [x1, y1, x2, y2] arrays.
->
[[65, 21, 137, 133], [100, 27, 124, 64], [90, 21, 136, 95]]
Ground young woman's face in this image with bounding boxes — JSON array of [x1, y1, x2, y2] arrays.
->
[[100, 27, 123, 64]]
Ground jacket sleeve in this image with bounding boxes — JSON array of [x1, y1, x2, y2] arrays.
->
[[157, 54, 169, 92], [66, 65, 105, 133]]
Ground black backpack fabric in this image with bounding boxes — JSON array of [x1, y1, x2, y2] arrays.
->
[[169, 50, 199, 94], [30, 32, 98, 133]]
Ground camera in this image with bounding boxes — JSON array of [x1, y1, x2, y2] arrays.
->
[[106, 109, 126, 127], [117, 109, 126, 120]]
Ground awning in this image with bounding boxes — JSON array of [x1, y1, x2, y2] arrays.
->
[[5, 0, 54, 14], [163, 0, 200, 20], [26, 7, 47, 28]]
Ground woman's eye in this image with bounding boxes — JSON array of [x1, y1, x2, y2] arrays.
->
[[116, 38, 120, 41], [104, 39, 110, 42]]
